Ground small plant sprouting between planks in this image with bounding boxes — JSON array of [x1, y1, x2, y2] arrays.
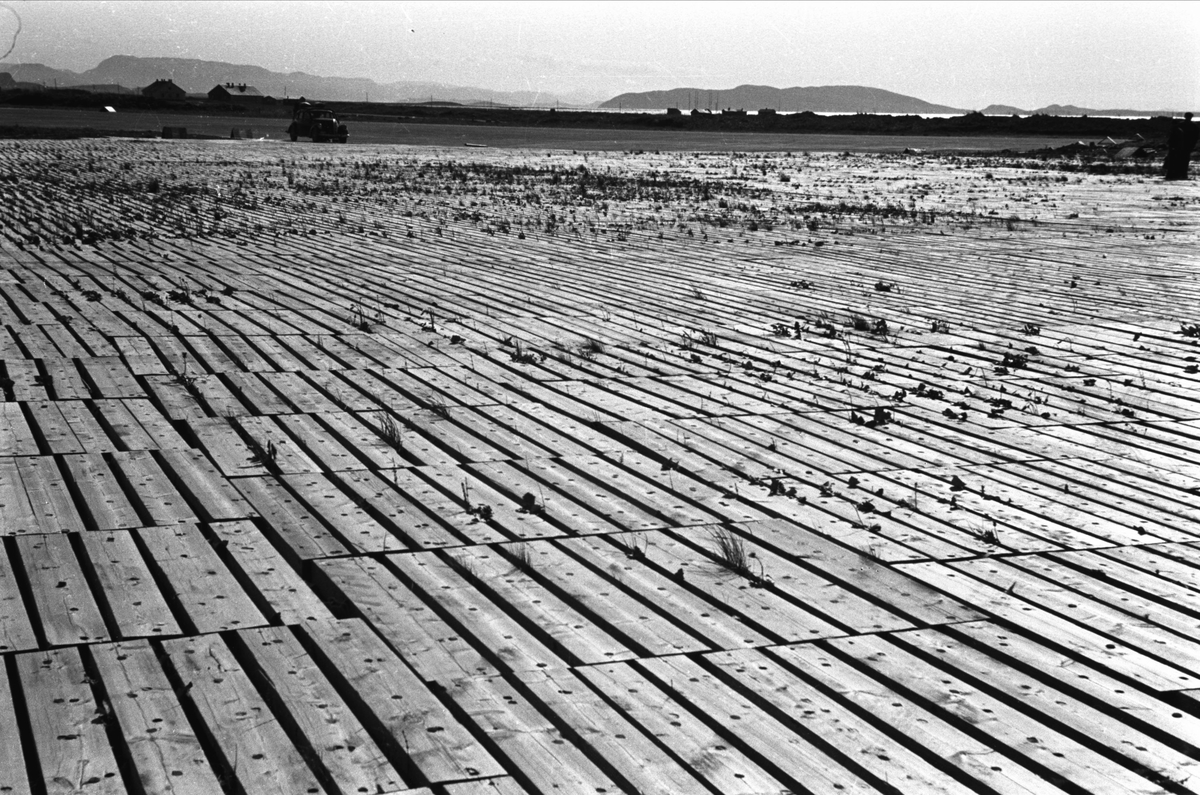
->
[[507, 542, 534, 573], [970, 519, 1001, 546], [517, 490, 545, 515], [709, 527, 771, 588], [377, 411, 404, 449], [248, 437, 278, 468], [576, 337, 605, 359], [614, 532, 648, 560]]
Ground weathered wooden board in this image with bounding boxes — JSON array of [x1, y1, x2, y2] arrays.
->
[[136, 525, 267, 633], [16, 533, 109, 645], [315, 556, 498, 683], [440, 672, 624, 795], [79, 531, 179, 639], [159, 633, 324, 795], [827, 632, 1173, 794], [0, 402, 39, 455], [238, 625, 410, 794], [0, 541, 38, 652], [17, 647, 126, 795], [207, 519, 334, 625], [232, 476, 351, 562], [0, 657, 33, 793], [157, 448, 259, 522], [91, 640, 222, 794]]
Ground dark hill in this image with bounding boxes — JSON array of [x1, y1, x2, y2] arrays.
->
[[601, 84, 966, 114]]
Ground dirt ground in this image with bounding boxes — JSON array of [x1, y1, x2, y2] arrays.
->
[[0, 138, 1199, 794], [0, 104, 1099, 151]]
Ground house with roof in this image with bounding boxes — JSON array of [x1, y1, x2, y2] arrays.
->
[[143, 79, 187, 100], [208, 83, 265, 103]]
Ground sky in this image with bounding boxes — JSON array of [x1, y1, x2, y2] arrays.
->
[[1, 0, 1197, 109]]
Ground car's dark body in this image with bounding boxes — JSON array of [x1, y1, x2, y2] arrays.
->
[[288, 104, 348, 143]]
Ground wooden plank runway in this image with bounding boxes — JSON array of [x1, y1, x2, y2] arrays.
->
[[0, 138, 1197, 793]]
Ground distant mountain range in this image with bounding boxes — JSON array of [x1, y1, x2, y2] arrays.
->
[[603, 87, 1182, 118], [0, 57, 1182, 117], [601, 85, 967, 114], [979, 103, 1180, 117], [0, 55, 601, 107]]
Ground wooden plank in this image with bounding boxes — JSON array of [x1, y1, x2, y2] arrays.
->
[[314, 557, 498, 683], [17, 533, 109, 646], [407, 462, 561, 542], [774, 640, 1076, 795], [0, 541, 38, 652], [24, 400, 87, 454], [238, 625, 409, 794], [640, 654, 878, 794], [454, 544, 640, 665], [440, 673, 623, 795], [388, 551, 573, 672], [321, 410, 413, 470], [17, 647, 126, 795], [77, 357, 143, 399], [276, 411, 373, 471], [136, 525, 267, 633], [517, 666, 716, 794], [114, 450, 198, 526], [60, 454, 142, 531], [5, 359, 50, 402], [559, 534, 772, 650], [41, 358, 93, 399], [303, 617, 505, 784], [951, 555, 1200, 680], [0, 402, 39, 455], [443, 779, 530, 795], [158, 448, 258, 523], [207, 520, 335, 625], [91, 398, 190, 452], [232, 476, 350, 562], [281, 472, 409, 553], [516, 540, 711, 656], [140, 375, 208, 423], [636, 529, 846, 642], [0, 657, 33, 794], [737, 518, 983, 625], [333, 468, 468, 549], [299, 369, 383, 412], [897, 560, 1200, 692], [57, 400, 119, 453], [672, 525, 918, 634], [233, 415, 323, 474], [707, 647, 982, 795], [78, 531, 179, 639], [223, 371, 293, 415], [827, 632, 1171, 795], [578, 662, 789, 795], [160, 633, 324, 795], [0, 457, 42, 536], [897, 624, 1200, 788], [91, 640, 222, 794]]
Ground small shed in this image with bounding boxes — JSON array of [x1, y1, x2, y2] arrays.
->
[[208, 83, 264, 103], [143, 79, 186, 100]]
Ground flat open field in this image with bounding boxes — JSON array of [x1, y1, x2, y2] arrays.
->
[[0, 105, 1090, 152], [1, 137, 1199, 794]]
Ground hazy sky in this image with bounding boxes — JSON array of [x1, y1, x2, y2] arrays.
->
[[2, 0, 1197, 109]]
